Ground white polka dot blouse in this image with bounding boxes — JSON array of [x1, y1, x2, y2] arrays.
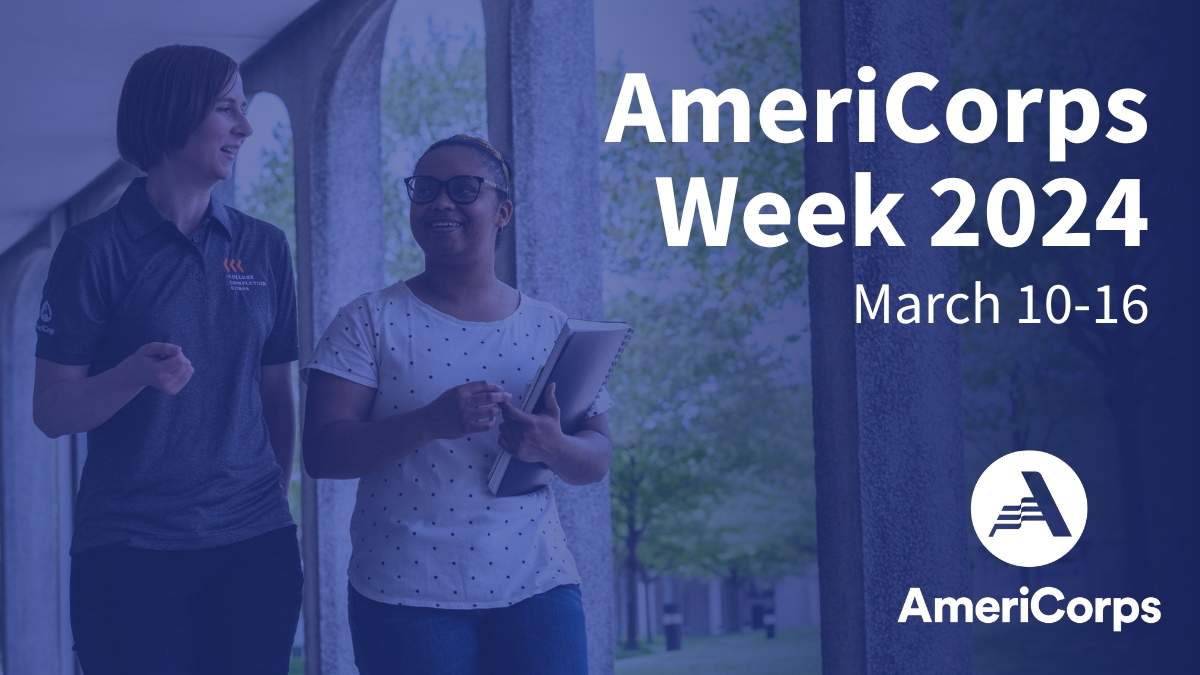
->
[[301, 281, 611, 609]]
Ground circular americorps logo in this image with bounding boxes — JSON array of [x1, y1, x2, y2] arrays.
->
[[40, 301, 52, 323], [971, 450, 1087, 568]]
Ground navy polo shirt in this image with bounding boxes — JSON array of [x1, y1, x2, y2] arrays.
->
[[36, 178, 298, 554]]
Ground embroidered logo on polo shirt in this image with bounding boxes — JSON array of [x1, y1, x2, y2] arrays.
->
[[223, 258, 266, 292], [36, 300, 55, 334]]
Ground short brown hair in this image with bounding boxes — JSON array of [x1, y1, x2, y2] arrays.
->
[[117, 45, 239, 171]]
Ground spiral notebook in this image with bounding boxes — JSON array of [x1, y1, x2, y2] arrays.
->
[[487, 319, 632, 497]]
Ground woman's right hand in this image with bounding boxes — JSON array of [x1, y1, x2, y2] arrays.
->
[[423, 381, 511, 440], [34, 343, 193, 438], [123, 342, 194, 395]]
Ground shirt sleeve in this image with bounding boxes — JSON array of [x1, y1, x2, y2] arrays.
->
[[300, 296, 379, 389], [261, 233, 300, 365], [34, 231, 110, 366]]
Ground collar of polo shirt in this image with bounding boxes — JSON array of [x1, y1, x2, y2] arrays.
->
[[119, 177, 234, 240]]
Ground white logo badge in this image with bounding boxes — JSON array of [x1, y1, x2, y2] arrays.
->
[[971, 450, 1087, 568], [39, 301, 52, 323]]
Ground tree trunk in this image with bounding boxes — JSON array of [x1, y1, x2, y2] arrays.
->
[[624, 499, 640, 650], [642, 573, 654, 643], [725, 568, 740, 633]]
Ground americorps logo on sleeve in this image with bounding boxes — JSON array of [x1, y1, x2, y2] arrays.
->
[[971, 450, 1087, 568], [37, 300, 55, 334]]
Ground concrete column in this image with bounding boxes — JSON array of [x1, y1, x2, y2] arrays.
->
[[303, 6, 392, 670], [497, 1, 615, 672], [1, 248, 74, 675], [0, 137, 136, 675], [301, 6, 392, 674], [801, 0, 973, 673], [482, 0, 517, 287], [240, 1, 395, 672]]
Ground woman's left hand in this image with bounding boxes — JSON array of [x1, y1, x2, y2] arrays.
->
[[497, 383, 568, 465]]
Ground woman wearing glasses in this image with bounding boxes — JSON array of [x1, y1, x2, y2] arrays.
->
[[302, 135, 612, 675]]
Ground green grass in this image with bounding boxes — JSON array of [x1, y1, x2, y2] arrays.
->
[[615, 628, 820, 675]]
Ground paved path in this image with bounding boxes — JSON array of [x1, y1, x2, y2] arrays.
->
[[615, 628, 820, 675]]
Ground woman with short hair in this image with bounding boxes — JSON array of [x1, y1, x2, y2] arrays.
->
[[303, 135, 612, 675], [33, 44, 302, 674]]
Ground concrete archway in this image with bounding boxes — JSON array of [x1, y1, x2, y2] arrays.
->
[[238, 1, 397, 671], [1, 247, 75, 675]]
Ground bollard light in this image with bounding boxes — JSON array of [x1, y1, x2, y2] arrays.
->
[[663, 603, 683, 651]]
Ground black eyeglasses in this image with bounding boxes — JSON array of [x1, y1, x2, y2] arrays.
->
[[403, 175, 508, 205]]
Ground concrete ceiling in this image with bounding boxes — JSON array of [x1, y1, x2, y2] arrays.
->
[[0, 0, 321, 253]]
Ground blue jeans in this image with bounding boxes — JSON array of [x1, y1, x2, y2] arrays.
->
[[348, 583, 588, 675]]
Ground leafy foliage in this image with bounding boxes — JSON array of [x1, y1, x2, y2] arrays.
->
[[380, 22, 488, 283], [238, 122, 297, 265], [607, 291, 813, 581], [599, 2, 806, 311], [601, 0, 815, 622]]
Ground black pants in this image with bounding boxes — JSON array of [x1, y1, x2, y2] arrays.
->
[[70, 525, 303, 675]]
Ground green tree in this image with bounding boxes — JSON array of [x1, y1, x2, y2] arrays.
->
[[381, 22, 487, 283], [606, 290, 811, 648], [238, 121, 296, 259], [599, 1, 806, 305], [601, 0, 814, 648]]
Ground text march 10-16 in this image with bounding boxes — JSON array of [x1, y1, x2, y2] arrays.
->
[[855, 283, 1148, 325]]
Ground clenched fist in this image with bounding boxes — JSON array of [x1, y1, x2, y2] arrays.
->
[[125, 342, 194, 395]]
